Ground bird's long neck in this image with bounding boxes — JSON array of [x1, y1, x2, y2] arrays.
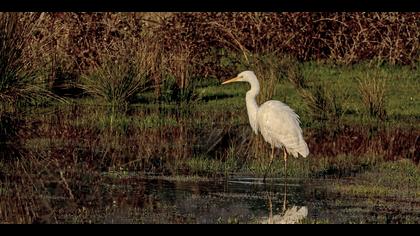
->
[[246, 78, 260, 134]]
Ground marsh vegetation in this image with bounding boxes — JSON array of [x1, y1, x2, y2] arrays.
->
[[0, 12, 419, 224]]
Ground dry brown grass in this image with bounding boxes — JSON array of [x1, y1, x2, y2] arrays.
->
[[8, 12, 417, 101], [157, 12, 419, 77], [0, 13, 59, 106]]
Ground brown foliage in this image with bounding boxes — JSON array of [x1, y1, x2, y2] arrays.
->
[[7, 12, 420, 93], [157, 12, 419, 77]]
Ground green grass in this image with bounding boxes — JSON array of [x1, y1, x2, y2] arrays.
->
[[56, 61, 419, 133], [10, 61, 418, 181], [182, 155, 240, 176], [4, 61, 419, 177], [200, 62, 420, 129], [175, 153, 383, 180], [330, 159, 420, 199]]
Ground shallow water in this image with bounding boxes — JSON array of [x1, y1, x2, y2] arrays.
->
[[1, 153, 419, 223], [135, 176, 306, 224], [41, 175, 417, 224]]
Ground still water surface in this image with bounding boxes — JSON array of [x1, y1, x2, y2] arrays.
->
[[46, 175, 417, 224]]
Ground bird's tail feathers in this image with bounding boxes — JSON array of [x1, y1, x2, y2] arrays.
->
[[298, 142, 309, 158]]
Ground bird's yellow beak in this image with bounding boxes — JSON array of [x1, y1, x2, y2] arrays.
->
[[222, 77, 240, 85]]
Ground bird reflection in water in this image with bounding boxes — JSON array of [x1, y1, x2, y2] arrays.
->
[[262, 179, 308, 224]]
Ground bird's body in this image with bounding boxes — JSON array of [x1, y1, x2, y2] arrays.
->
[[222, 70, 309, 180], [257, 100, 309, 158]]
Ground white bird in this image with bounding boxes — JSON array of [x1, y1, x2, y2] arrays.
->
[[222, 71, 309, 180]]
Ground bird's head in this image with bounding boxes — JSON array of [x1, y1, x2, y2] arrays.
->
[[222, 71, 257, 85]]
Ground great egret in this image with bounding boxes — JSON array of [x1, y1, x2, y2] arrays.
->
[[222, 71, 309, 180]]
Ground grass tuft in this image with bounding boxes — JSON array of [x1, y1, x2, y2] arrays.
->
[[358, 72, 387, 121]]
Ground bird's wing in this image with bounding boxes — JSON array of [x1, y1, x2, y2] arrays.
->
[[257, 100, 309, 157]]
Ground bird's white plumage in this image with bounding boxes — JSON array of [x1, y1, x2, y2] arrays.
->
[[257, 100, 309, 158], [223, 70, 309, 159]]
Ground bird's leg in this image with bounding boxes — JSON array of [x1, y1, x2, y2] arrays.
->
[[263, 145, 275, 183], [283, 148, 288, 212], [267, 192, 273, 224], [283, 174, 288, 213], [271, 144, 275, 163], [283, 148, 287, 181]]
